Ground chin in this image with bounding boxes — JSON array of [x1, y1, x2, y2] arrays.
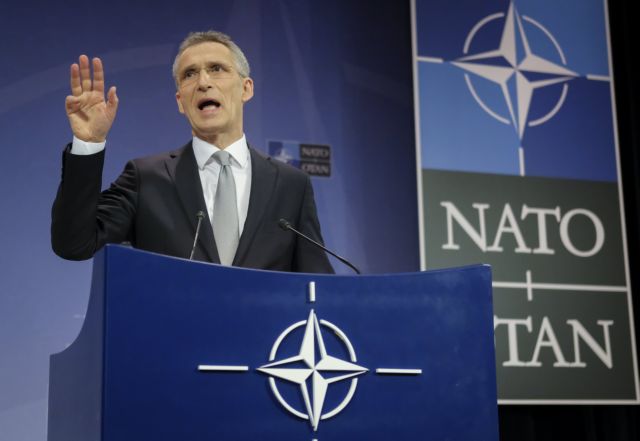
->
[[193, 121, 224, 133]]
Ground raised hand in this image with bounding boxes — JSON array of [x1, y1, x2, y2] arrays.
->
[[65, 55, 119, 142]]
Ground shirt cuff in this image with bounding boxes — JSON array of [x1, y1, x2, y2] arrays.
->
[[70, 136, 106, 155]]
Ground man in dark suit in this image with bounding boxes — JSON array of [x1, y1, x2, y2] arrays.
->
[[52, 31, 333, 273]]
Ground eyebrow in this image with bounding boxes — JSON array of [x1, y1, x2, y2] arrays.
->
[[180, 60, 233, 74]]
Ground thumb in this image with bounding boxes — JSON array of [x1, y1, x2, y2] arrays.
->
[[107, 86, 119, 110]]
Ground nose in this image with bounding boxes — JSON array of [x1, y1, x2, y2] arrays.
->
[[197, 69, 212, 90]]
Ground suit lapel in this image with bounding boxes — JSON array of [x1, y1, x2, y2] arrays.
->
[[233, 148, 277, 266], [165, 142, 219, 263]]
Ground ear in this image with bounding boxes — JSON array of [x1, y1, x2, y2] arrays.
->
[[241, 77, 254, 103], [175, 91, 185, 114]]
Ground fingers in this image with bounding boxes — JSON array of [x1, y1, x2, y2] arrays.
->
[[70, 63, 82, 96], [65, 95, 81, 114], [92, 57, 104, 93], [70, 55, 111, 96], [79, 55, 92, 93]]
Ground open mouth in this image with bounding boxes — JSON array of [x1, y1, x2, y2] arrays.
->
[[197, 99, 221, 110]]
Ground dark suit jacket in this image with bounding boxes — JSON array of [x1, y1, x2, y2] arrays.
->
[[51, 141, 334, 273]]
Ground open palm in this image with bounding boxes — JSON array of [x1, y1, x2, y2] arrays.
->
[[65, 55, 118, 142]]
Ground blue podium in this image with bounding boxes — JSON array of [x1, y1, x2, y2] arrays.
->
[[48, 245, 498, 441]]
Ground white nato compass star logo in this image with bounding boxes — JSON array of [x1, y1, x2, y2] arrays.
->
[[197, 282, 422, 440], [453, 1, 577, 142], [273, 146, 295, 165], [420, 1, 609, 176], [257, 309, 367, 431]]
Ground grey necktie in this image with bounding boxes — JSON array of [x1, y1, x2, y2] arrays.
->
[[212, 150, 239, 265]]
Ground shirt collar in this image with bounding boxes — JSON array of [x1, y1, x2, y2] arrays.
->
[[192, 135, 249, 170]]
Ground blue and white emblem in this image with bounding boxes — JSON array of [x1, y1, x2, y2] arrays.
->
[[198, 282, 422, 439], [257, 309, 367, 431], [416, 0, 616, 181]]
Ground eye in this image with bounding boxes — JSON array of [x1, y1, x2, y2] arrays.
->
[[208, 64, 224, 73], [183, 69, 197, 79]]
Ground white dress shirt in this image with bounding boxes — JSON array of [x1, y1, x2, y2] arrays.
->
[[71, 135, 252, 235], [191, 135, 251, 235]]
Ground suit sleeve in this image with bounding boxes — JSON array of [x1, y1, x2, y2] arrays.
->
[[293, 177, 335, 274], [51, 145, 138, 260]]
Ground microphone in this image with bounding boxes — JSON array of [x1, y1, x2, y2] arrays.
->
[[278, 218, 361, 274], [189, 210, 206, 260]]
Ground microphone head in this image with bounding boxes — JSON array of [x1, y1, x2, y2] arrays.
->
[[278, 218, 291, 231], [196, 210, 205, 220]]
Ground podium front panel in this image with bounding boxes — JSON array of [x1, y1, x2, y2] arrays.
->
[[50, 245, 498, 441]]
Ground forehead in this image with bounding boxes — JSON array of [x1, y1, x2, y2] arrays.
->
[[177, 42, 234, 69]]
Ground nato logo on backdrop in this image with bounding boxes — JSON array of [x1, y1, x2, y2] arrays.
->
[[269, 140, 332, 177], [417, 0, 616, 182], [414, 0, 639, 402]]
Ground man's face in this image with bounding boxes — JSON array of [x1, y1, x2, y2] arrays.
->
[[175, 42, 253, 146]]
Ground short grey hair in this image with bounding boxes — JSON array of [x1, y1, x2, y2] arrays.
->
[[172, 30, 251, 86]]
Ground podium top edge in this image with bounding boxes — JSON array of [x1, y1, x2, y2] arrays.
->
[[100, 244, 491, 277]]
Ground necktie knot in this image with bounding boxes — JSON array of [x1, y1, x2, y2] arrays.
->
[[213, 150, 232, 167]]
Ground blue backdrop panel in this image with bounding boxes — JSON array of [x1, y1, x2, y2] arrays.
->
[[416, 0, 615, 181], [48, 246, 498, 441], [0, 1, 418, 439]]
